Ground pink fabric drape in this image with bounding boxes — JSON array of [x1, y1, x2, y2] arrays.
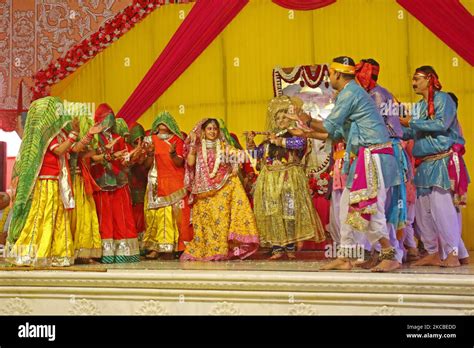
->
[[272, 0, 336, 10], [118, 0, 248, 123], [397, 0, 474, 66]]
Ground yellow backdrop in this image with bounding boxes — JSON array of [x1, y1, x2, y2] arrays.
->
[[52, 0, 474, 249]]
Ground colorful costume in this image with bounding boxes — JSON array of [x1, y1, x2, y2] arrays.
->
[[218, 119, 257, 206], [323, 74, 400, 260], [90, 104, 139, 263], [327, 141, 347, 245], [128, 122, 147, 244], [402, 72, 470, 260], [69, 110, 102, 260], [181, 118, 259, 261], [142, 112, 192, 253], [6, 97, 76, 266], [252, 96, 325, 254], [356, 60, 408, 263]]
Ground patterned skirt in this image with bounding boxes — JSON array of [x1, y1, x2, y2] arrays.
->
[[181, 176, 259, 261]]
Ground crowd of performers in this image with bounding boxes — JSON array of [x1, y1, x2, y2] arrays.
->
[[0, 56, 470, 273]]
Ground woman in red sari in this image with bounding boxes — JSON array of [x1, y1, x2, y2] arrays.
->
[[90, 104, 139, 263]]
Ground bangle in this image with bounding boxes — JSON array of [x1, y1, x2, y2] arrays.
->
[[67, 137, 75, 144], [79, 133, 93, 146]]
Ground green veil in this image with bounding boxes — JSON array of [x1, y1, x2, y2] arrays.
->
[[218, 118, 241, 149], [8, 96, 72, 243], [113, 118, 130, 138], [129, 123, 145, 144], [151, 111, 183, 139]]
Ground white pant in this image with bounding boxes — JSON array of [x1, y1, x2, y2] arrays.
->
[[327, 189, 342, 245], [403, 202, 417, 249], [339, 155, 390, 256], [415, 187, 468, 259]]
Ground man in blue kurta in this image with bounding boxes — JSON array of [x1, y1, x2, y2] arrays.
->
[[289, 56, 401, 272], [400, 66, 470, 268], [354, 58, 415, 268]]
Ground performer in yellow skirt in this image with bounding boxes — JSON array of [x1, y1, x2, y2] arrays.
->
[[6, 97, 102, 266], [181, 118, 259, 261], [69, 113, 103, 263], [247, 96, 325, 259], [142, 112, 192, 259]]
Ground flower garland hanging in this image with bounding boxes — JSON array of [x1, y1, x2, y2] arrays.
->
[[202, 140, 222, 179], [31, 0, 193, 100]]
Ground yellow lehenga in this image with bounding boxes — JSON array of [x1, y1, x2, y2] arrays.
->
[[180, 119, 259, 261], [182, 175, 258, 260], [8, 179, 75, 266], [252, 96, 325, 250], [142, 186, 180, 253], [6, 97, 76, 267], [254, 163, 325, 247], [70, 170, 102, 259]]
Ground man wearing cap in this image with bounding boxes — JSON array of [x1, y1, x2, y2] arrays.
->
[[400, 66, 469, 267], [288, 56, 401, 272]]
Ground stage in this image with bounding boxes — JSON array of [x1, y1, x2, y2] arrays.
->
[[1, 258, 473, 315]]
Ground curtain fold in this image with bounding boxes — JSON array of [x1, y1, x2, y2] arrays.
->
[[118, 0, 248, 123], [272, 0, 336, 11], [397, 0, 474, 66]]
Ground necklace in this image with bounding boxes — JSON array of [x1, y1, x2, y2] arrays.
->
[[201, 139, 221, 179]]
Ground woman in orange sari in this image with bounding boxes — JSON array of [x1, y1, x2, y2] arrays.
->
[[141, 111, 192, 259]]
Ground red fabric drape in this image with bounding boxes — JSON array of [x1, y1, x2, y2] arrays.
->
[[272, 0, 336, 10], [397, 0, 474, 66], [118, 0, 248, 123]]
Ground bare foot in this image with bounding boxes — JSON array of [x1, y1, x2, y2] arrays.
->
[[440, 252, 461, 268], [87, 258, 101, 264], [320, 258, 353, 270], [412, 253, 442, 266], [459, 257, 470, 265], [354, 251, 380, 269], [269, 253, 285, 260], [145, 251, 160, 260], [75, 258, 100, 265], [406, 247, 420, 262], [371, 260, 401, 272], [286, 252, 296, 260]]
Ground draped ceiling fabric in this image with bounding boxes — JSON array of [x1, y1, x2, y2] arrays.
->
[[272, 0, 336, 10], [117, 0, 249, 122], [118, 0, 336, 121], [397, 0, 474, 66], [50, 0, 474, 250]]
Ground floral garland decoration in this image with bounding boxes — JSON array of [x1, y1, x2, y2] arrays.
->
[[308, 171, 331, 197], [31, 0, 193, 100], [202, 139, 222, 179]]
